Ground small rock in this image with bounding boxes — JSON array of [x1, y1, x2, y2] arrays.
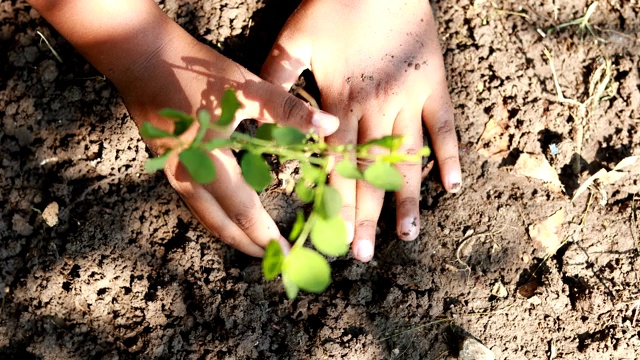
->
[[42, 201, 59, 227], [527, 295, 542, 306], [460, 337, 496, 360], [491, 281, 508, 298], [517, 278, 540, 298]]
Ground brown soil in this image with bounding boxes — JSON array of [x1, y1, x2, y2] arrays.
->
[[1, 0, 639, 359]]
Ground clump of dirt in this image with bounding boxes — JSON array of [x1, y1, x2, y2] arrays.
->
[[1, 0, 639, 359]]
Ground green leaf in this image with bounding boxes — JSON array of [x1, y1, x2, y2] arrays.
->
[[288, 211, 306, 241], [202, 138, 233, 151], [363, 135, 405, 151], [282, 247, 331, 293], [217, 89, 242, 126], [419, 146, 431, 157], [241, 152, 273, 191], [256, 123, 277, 141], [140, 121, 172, 139], [272, 126, 306, 145], [334, 159, 363, 179], [262, 240, 284, 280], [317, 185, 341, 219], [179, 147, 216, 184], [282, 273, 299, 300], [301, 164, 326, 185], [158, 108, 194, 136], [311, 216, 349, 256], [294, 181, 315, 203], [193, 109, 211, 145], [144, 150, 172, 173], [363, 162, 403, 191]]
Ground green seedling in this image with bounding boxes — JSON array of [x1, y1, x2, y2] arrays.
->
[[141, 89, 430, 299], [547, 2, 602, 40]]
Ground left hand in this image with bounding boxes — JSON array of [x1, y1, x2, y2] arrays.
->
[[262, 0, 462, 262]]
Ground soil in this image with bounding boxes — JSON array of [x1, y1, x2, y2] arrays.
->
[[1, 0, 639, 359]]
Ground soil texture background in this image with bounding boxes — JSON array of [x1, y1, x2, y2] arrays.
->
[[1, 0, 640, 359]]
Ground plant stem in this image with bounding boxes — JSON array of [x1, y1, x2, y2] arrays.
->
[[293, 212, 316, 250], [229, 132, 327, 166]]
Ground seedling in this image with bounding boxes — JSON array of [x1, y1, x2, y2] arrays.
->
[[141, 89, 430, 299], [547, 1, 601, 40]]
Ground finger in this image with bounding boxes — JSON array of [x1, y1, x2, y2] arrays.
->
[[261, 30, 311, 91], [422, 70, 462, 193], [237, 80, 339, 136], [165, 157, 265, 257], [200, 149, 286, 249], [393, 107, 423, 241], [326, 110, 359, 244], [353, 111, 396, 262]]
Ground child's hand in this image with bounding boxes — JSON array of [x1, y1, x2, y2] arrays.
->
[[123, 40, 339, 258], [28, 0, 339, 257], [262, 0, 462, 262]]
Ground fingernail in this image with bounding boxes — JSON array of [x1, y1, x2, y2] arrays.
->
[[354, 240, 374, 262], [447, 172, 462, 193], [399, 216, 419, 241], [346, 222, 355, 244], [311, 110, 339, 135], [277, 236, 291, 255]]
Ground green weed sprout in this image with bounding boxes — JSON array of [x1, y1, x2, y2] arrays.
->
[[140, 89, 430, 299]]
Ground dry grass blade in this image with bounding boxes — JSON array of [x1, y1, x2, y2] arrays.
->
[[37, 30, 63, 63], [543, 48, 585, 110], [632, 194, 639, 253]]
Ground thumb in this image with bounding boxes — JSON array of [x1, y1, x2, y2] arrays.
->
[[241, 32, 338, 135], [237, 79, 339, 136]]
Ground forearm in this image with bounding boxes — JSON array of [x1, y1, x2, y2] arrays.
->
[[26, 0, 192, 92]]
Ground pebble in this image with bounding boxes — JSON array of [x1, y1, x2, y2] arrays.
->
[[460, 337, 496, 360], [42, 201, 59, 227]]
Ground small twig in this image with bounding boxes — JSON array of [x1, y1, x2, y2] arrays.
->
[[543, 48, 585, 110], [632, 194, 639, 253], [581, 191, 595, 227], [36, 31, 63, 63], [494, 8, 530, 19]]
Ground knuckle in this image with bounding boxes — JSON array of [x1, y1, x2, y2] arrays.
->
[[434, 117, 456, 137], [231, 210, 258, 231], [341, 204, 356, 216], [397, 197, 419, 211], [356, 219, 377, 230], [281, 95, 306, 122]]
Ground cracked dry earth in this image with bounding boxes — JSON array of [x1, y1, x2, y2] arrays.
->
[[1, 0, 640, 359]]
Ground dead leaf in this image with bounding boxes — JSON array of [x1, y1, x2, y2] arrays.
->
[[514, 153, 563, 193], [613, 155, 639, 171], [528, 209, 564, 255], [477, 117, 510, 158], [42, 201, 59, 227], [572, 156, 639, 202]]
